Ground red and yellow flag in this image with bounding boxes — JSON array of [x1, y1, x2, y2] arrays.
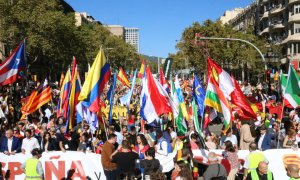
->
[[138, 59, 146, 78], [117, 67, 130, 88]]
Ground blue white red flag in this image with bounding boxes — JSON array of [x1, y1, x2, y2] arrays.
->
[[0, 40, 26, 85]]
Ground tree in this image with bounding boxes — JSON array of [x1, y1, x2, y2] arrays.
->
[[173, 20, 268, 81]]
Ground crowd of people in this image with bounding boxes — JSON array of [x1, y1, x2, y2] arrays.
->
[[0, 77, 300, 180]]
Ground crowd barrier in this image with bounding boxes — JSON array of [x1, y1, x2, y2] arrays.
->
[[1, 149, 299, 179]]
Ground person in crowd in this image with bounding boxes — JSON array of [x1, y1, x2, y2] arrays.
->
[[0, 129, 21, 155], [204, 135, 216, 150], [101, 133, 118, 180], [20, 148, 44, 180], [283, 129, 297, 148], [224, 141, 239, 180], [257, 125, 272, 151], [141, 147, 161, 177], [56, 126, 70, 152], [128, 126, 138, 146], [243, 142, 268, 180], [286, 164, 300, 180], [111, 140, 139, 179], [108, 126, 123, 147], [13, 127, 23, 140], [121, 125, 128, 136], [240, 121, 255, 150], [172, 160, 193, 180], [56, 117, 65, 131], [144, 124, 156, 147], [224, 129, 238, 149], [155, 130, 172, 156], [190, 133, 200, 150], [41, 132, 57, 152], [168, 126, 177, 141], [203, 152, 227, 180], [127, 113, 135, 132], [134, 134, 150, 159], [21, 129, 40, 154], [77, 132, 93, 152], [246, 161, 274, 180], [267, 122, 279, 148]]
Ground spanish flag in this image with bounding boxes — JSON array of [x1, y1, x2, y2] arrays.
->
[[117, 67, 130, 88], [138, 59, 146, 78], [78, 48, 111, 113], [21, 79, 52, 116]]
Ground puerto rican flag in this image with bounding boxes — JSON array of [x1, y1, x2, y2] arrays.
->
[[140, 67, 172, 124], [0, 41, 26, 86]]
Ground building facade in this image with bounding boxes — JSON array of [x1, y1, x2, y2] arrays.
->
[[125, 28, 140, 53], [229, 3, 257, 32], [105, 25, 125, 39], [75, 12, 101, 27], [220, 8, 244, 25]]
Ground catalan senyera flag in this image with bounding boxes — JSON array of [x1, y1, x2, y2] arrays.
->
[[138, 59, 146, 78], [78, 48, 111, 113], [57, 70, 71, 118], [66, 57, 81, 130], [21, 79, 52, 116], [117, 67, 130, 88]]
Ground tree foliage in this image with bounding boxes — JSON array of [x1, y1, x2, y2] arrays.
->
[[173, 20, 268, 75], [0, 0, 138, 80]]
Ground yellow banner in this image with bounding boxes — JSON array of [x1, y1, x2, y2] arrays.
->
[[101, 106, 128, 119]]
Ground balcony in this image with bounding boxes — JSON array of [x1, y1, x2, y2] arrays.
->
[[270, 20, 285, 29], [282, 33, 300, 43], [259, 27, 270, 35], [260, 11, 269, 20], [289, 0, 300, 5], [263, 0, 269, 3], [269, 4, 285, 14], [289, 13, 300, 23]]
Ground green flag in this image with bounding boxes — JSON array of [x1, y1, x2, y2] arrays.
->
[[192, 98, 203, 137], [282, 67, 300, 108]]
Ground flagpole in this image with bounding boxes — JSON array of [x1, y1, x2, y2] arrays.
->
[[102, 116, 109, 141]]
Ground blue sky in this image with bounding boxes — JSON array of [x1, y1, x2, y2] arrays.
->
[[66, 0, 254, 58]]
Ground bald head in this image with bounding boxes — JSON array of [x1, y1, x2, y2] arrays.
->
[[5, 129, 13, 138], [287, 164, 300, 177], [258, 162, 268, 175], [249, 142, 257, 151]]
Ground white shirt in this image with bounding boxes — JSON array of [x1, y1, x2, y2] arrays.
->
[[258, 133, 266, 150], [156, 139, 168, 156], [21, 137, 40, 154], [225, 135, 238, 146], [114, 131, 123, 145], [170, 131, 177, 139], [7, 138, 13, 152]]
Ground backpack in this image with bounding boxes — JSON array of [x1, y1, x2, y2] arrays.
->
[[210, 164, 227, 180], [159, 139, 172, 153]]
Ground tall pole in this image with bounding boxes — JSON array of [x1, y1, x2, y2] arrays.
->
[[197, 37, 267, 70], [157, 57, 160, 74]]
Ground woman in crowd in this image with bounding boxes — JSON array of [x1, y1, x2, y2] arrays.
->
[[140, 147, 161, 177], [78, 133, 93, 152], [283, 129, 296, 148], [224, 141, 239, 180], [41, 132, 57, 152], [172, 160, 193, 180], [134, 134, 150, 159]]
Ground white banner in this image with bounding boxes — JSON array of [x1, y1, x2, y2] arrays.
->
[[192, 149, 300, 180], [1, 151, 105, 180]]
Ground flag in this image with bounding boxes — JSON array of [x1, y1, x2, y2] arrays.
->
[[120, 70, 137, 106], [170, 80, 187, 135], [59, 72, 65, 88], [57, 70, 71, 118], [108, 73, 117, 125], [230, 76, 256, 119], [159, 67, 170, 93], [207, 57, 234, 98], [78, 48, 111, 113], [174, 75, 188, 119], [285, 65, 300, 95], [66, 57, 81, 130], [21, 79, 52, 115], [76, 102, 98, 133], [204, 107, 217, 128], [138, 59, 146, 78], [281, 66, 300, 108], [205, 77, 231, 130], [117, 67, 130, 88], [192, 98, 202, 136], [0, 40, 26, 85], [140, 67, 172, 124], [193, 75, 206, 117]]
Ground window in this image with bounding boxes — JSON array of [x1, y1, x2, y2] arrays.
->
[[294, 4, 300, 15], [295, 23, 300, 33]]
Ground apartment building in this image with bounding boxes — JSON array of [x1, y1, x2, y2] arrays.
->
[[125, 28, 139, 53], [105, 25, 125, 39], [75, 12, 101, 27], [256, 0, 300, 68]]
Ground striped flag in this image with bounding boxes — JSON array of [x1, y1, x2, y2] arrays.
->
[[205, 77, 231, 131], [0, 40, 26, 86], [57, 70, 71, 118], [138, 59, 146, 78], [117, 67, 130, 88], [78, 48, 111, 113], [174, 76, 188, 119], [192, 98, 202, 136], [21, 79, 52, 116], [281, 65, 300, 108]]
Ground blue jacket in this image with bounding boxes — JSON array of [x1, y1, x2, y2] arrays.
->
[[0, 136, 21, 153], [261, 133, 272, 151]]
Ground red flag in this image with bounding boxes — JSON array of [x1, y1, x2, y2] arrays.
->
[[230, 76, 257, 119], [159, 67, 170, 92], [117, 67, 130, 88]]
